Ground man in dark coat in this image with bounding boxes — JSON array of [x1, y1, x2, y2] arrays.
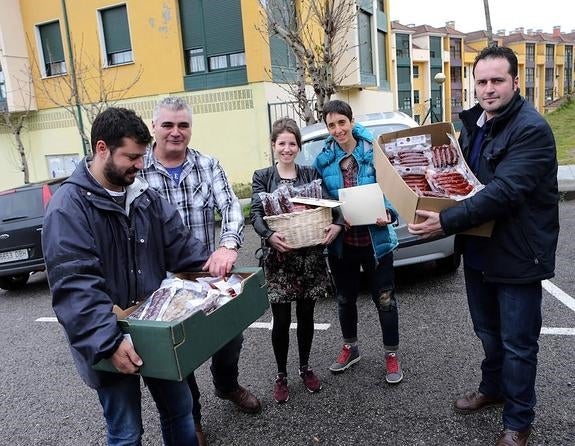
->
[[409, 46, 559, 446], [43, 107, 208, 446]]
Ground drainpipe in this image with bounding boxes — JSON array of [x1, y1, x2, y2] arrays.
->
[[61, 0, 88, 155]]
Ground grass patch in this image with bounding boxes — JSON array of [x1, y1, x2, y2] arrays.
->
[[232, 182, 252, 199], [545, 98, 575, 165]]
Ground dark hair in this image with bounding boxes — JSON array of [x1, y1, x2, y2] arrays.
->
[[473, 45, 518, 79], [90, 107, 152, 153], [271, 117, 301, 148], [322, 100, 353, 123]]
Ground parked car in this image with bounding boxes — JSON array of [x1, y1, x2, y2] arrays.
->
[[0, 177, 67, 290], [297, 111, 460, 271]]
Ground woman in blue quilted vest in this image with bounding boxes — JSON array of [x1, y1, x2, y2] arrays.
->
[[313, 100, 404, 385]]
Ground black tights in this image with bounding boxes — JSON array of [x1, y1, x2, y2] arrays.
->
[[271, 300, 317, 376]]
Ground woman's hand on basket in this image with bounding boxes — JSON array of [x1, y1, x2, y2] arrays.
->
[[322, 224, 342, 245], [268, 232, 293, 253]]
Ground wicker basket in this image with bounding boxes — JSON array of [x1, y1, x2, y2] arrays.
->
[[264, 206, 331, 249]]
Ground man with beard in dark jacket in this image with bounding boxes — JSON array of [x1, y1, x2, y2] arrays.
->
[[408, 46, 559, 446], [43, 107, 209, 446]]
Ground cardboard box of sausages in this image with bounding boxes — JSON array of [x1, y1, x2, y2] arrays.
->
[[374, 122, 493, 237], [93, 267, 268, 381]]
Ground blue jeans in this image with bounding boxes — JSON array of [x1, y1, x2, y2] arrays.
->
[[97, 373, 198, 446], [464, 268, 542, 431], [187, 333, 244, 423], [329, 248, 399, 349]]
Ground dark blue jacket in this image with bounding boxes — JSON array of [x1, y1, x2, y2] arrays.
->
[[43, 159, 208, 388], [440, 92, 559, 283], [313, 123, 398, 261]]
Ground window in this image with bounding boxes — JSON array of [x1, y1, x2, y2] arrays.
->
[[545, 44, 554, 64], [450, 66, 461, 83], [526, 44, 535, 63], [414, 90, 420, 103], [449, 39, 461, 59], [179, 0, 246, 84], [429, 36, 442, 60], [464, 67, 467, 78], [413, 65, 419, 78], [358, 10, 374, 76], [396, 34, 409, 58], [0, 64, 6, 99], [377, 0, 385, 11], [525, 87, 535, 104], [545, 67, 554, 81], [100, 5, 133, 66], [187, 48, 206, 73], [207, 52, 245, 71], [37, 21, 67, 76], [526, 67, 535, 83], [377, 30, 388, 86]]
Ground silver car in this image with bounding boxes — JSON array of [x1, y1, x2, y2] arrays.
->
[[297, 111, 460, 271]]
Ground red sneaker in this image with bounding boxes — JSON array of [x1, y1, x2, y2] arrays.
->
[[273, 374, 289, 403], [299, 368, 322, 393]]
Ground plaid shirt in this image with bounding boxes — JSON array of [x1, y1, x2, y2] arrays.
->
[[341, 155, 371, 247], [140, 146, 244, 253]]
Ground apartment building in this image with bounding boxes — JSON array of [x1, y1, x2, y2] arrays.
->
[[0, 0, 398, 189], [391, 21, 575, 131]]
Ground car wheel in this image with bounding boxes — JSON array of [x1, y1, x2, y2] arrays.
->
[[436, 253, 461, 273], [0, 273, 30, 291]]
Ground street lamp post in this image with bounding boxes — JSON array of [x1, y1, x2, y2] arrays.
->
[[422, 72, 446, 124]]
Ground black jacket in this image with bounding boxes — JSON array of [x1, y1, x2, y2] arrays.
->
[[440, 92, 559, 283], [43, 159, 208, 388]]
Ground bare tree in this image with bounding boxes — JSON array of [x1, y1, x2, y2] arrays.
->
[[261, 0, 358, 125], [0, 73, 35, 184], [29, 39, 142, 155]]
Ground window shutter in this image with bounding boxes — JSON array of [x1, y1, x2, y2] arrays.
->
[[203, 0, 244, 55], [179, 0, 205, 49], [39, 22, 65, 63], [101, 6, 131, 53]]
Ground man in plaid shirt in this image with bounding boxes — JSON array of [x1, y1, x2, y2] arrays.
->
[[140, 97, 261, 445]]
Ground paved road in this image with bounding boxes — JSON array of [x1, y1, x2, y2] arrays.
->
[[1, 201, 574, 445]]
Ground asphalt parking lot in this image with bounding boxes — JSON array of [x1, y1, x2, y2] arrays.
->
[[1, 200, 574, 445]]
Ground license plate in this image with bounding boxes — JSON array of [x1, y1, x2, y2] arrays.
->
[[0, 249, 29, 264]]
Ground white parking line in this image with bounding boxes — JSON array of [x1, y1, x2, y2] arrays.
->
[[36, 280, 574, 336], [543, 279, 575, 312], [541, 279, 575, 336], [36, 316, 331, 331], [249, 321, 331, 330], [541, 327, 575, 335], [36, 317, 57, 322]]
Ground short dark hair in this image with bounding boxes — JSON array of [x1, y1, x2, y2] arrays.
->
[[473, 45, 518, 79], [90, 107, 152, 153], [270, 117, 301, 148], [322, 100, 353, 123]]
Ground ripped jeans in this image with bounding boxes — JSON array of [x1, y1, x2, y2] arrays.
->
[[328, 248, 399, 350]]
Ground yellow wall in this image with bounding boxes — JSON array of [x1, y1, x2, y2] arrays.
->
[[242, 0, 271, 83], [20, 0, 186, 110]]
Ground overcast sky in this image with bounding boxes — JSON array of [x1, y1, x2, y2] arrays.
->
[[389, 0, 574, 35]]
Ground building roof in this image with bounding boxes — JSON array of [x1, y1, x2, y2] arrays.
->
[[435, 26, 466, 37], [411, 24, 446, 36], [464, 30, 491, 42], [391, 21, 416, 33]]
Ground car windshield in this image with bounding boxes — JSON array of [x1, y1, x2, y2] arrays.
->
[[297, 123, 412, 166], [0, 189, 44, 222]]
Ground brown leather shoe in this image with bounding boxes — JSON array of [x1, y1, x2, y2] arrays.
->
[[215, 386, 262, 414], [195, 422, 207, 446], [454, 390, 505, 414], [495, 428, 531, 446]]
